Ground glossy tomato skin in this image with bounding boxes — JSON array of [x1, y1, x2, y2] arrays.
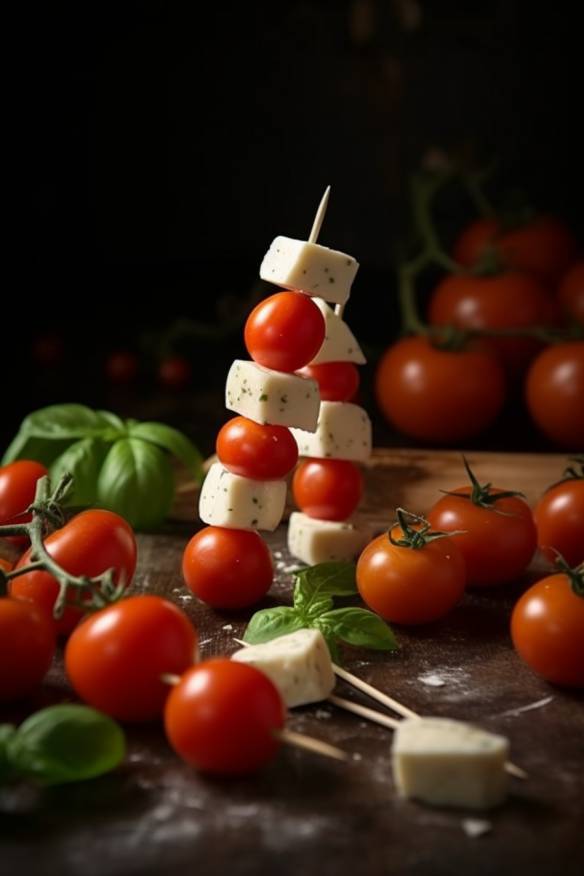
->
[[65, 595, 198, 722], [11, 510, 137, 636], [244, 291, 325, 372], [534, 479, 584, 567], [0, 460, 49, 546], [164, 659, 285, 775], [375, 336, 506, 444], [511, 573, 584, 687], [216, 417, 298, 480], [182, 527, 273, 610], [0, 598, 56, 701], [292, 459, 363, 521], [428, 271, 552, 376], [526, 342, 584, 448], [428, 488, 536, 587], [454, 215, 578, 283], [296, 362, 360, 402], [558, 262, 584, 326], [356, 529, 466, 624]]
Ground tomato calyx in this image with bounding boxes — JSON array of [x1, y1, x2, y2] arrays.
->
[[553, 554, 584, 598], [388, 507, 464, 550], [440, 456, 526, 512], [561, 456, 584, 483]]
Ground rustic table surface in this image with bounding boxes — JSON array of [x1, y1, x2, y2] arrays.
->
[[1, 449, 583, 876]]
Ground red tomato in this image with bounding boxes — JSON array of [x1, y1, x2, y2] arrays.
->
[[158, 356, 192, 389], [292, 459, 362, 521], [105, 351, 139, 384], [356, 526, 465, 624], [511, 571, 584, 687], [0, 460, 49, 545], [10, 509, 137, 636], [375, 336, 506, 443], [0, 598, 56, 701], [428, 487, 537, 587], [454, 215, 578, 283], [244, 291, 325, 372], [526, 342, 584, 448], [65, 595, 198, 722], [0, 557, 12, 573], [297, 362, 360, 402], [534, 475, 584, 568], [558, 261, 584, 326], [216, 417, 298, 480], [182, 526, 273, 610], [164, 659, 285, 775], [428, 271, 553, 376]]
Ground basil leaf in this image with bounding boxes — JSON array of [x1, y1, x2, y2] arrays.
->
[[243, 607, 305, 644], [97, 410, 125, 431], [2, 433, 73, 467], [11, 405, 118, 441], [0, 724, 17, 783], [50, 439, 109, 506], [128, 421, 203, 480], [6, 705, 125, 786], [293, 562, 357, 618], [316, 607, 397, 651], [97, 438, 174, 530]]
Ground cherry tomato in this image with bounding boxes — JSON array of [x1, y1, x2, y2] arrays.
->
[[534, 475, 584, 568], [158, 356, 192, 389], [0, 460, 49, 546], [164, 659, 285, 775], [244, 291, 325, 372], [525, 342, 584, 448], [0, 557, 12, 574], [0, 598, 56, 701], [511, 571, 584, 687], [292, 459, 362, 521], [297, 362, 360, 402], [558, 261, 584, 326], [375, 336, 506, 443], [428, 487, 536, 587], [454, 215, 578, 283], [182, 526, 273, 610], [428, 271, 553, 376], [11, 510, 137, 636], [65, 595, 198, 722], [216, 417, 298, 480], [356, 527, 465, 624], [105, 351, 139, 384]]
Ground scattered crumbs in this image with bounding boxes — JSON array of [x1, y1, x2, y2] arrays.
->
[[462, 819, 492, 839], [359, 722, 368, 730], [222, 624, 234, 631], [498, 696, 554, 718], [418, 673, 446, 688], [315, 709, 331, 720], [283, 564, 302, 574], [352, 752, 362, 762], [273, 551, 283, 559], [198, 638, 213, 647]]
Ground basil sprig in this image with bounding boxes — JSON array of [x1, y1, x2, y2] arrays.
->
[[0, 705, 125, 786], [244, 562, 397, 660], [2, 404, 203, 530]]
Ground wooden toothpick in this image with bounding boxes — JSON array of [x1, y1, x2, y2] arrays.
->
[[332, 663, 419, 720], [308, 185, 331, 244], [328, 694, 400, 730], [275, 727, 348, 762]]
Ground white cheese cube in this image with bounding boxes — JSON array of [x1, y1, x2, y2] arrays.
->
[[225, 360, 320, 432], [291, 402, 372, 462], [198, 463, 286, 532], [311, 298, 366, 365], [231, 629, 335, 708], [259, 236, 358, 306], [288, 512, 371, 564], [392, 718, 509, 810]]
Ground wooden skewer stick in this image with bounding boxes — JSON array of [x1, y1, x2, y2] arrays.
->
[[275, 728, 348, 762], [332, 663, 419, 720], [328, 694, 400, 730], [308, 185, 331, 245]]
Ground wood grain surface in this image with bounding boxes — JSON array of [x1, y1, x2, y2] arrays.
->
[[1, 449, 583, 876]]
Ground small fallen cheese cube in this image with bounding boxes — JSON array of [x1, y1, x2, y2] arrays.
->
[[288, 512, 371, 564], [231, 629, 335, 708], [291, 402, 372, 462], [310, 298, 366, 365], [225, 360, 320, 432], [392, 717, 509, 810], [259, 236, 358, 306], [198, 462, 286, 531]]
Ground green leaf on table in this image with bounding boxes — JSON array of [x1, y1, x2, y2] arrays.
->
[[315, 607, 398, 651], [10, 404, 120, 441], [97, 438, 174, 530], [5, 705, 125, 786], [243, 607, 305, 644], [129, 421, 203, 481], [50, 439, 109, 506], [293, 562, 357, 618]]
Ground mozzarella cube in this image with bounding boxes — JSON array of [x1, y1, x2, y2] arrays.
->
[[392, 718, 509, 810], [226, 360, 320, 432], [259, 236, 358, 306], [291, 402, 372, 462], [231, 629, 335, 708], [288, 512, 371, 565], [311, 298, 366, 365], [198, 463, 286, 531]]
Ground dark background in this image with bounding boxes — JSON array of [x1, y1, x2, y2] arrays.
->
[[4, 0, 583, 455]]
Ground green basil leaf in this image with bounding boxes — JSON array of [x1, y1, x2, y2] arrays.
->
[[6, 705, 125, 786], [97, 438, 174, 530], [128, 421, 203, 481], [50, 439, 109, 506], [2, 433, 73, 467], [10, 404, 118, 441], [293, 562, 357, 618], [243, 607, 305, 644], [316, 607, 398, 651], [0, 724, 17, 783], [97, 410, 125, 431]]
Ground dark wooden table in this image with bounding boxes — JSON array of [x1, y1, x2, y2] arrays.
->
[[1, 450, 583, 876]]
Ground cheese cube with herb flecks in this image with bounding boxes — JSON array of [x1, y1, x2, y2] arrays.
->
[[291, 402, 372, 462], [259, 236, 358, 305], [225, 360, 320, 432], [198, 463, 286, 531], [288, 512, 371, 565], [310, 298, 366, 365]]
